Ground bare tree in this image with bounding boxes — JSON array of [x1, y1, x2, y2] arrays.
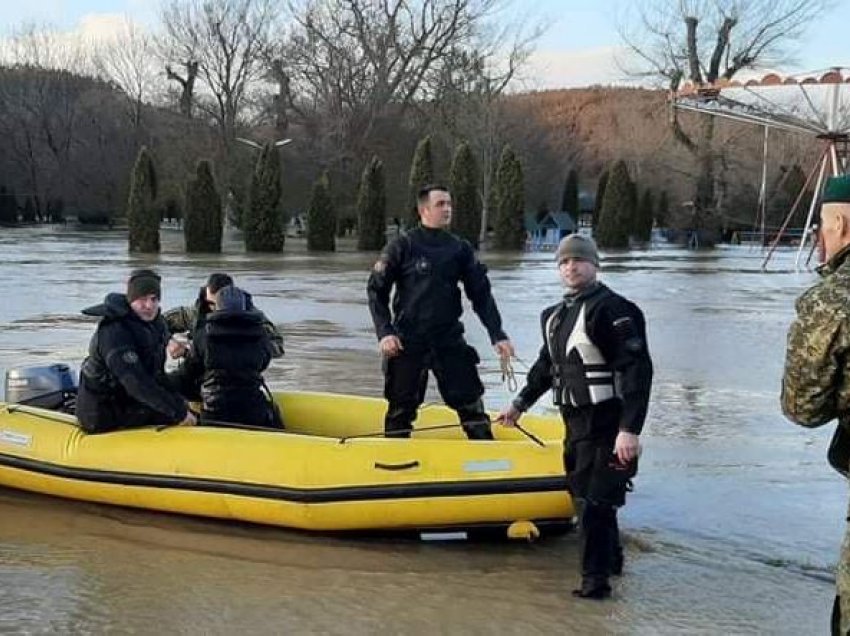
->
[[159, 0, 279, 148], [620, 0, 828, 223], [92, 18, 162, 129], [165, 60, 200, 118], [0, 24, 92, 217], [276, 0, 522, 168]]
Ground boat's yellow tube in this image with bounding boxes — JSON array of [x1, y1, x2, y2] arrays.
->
[[0, 392, 573, 533]]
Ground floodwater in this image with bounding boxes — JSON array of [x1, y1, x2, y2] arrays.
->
[[0, 226, 845, 634]]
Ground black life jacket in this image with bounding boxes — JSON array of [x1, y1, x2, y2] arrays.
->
[[545, 286, 616, 409]]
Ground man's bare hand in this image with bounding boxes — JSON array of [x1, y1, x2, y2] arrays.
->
[[379, 335, 403, 358], [495, 403, 522, 427], [493, 339, 515, 360], [167, 338, 189, 359]]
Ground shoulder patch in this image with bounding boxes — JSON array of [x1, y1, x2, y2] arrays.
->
[[122, 350, 140, 364]]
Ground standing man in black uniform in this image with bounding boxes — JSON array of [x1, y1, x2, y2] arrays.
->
[[76, 269, 195, 434], [498, 235, 653, 599], [178, 285, 281, 429], [367, 184, 515, 439]]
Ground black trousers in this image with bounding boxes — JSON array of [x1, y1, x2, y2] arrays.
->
[[563, 405, 632, 585], [383, 341, 492, 439]]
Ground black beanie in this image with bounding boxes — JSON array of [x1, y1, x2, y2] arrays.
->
[[127, 269, 162, 302]]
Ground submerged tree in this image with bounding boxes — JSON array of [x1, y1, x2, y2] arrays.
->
[[127, 146, 159, 253], [356, 156, 387, 251], [184, 159, 222, 252], [307, 172, 335, 252], [634, 189, 654, 243], [245, 142, 284, 252], [449, 141, 482, 248], [408, 135, 435, 228], [593, 170, 609, 228], [561, 168, 579, 222], [493, 145, 525, 250], [595, 160, 632, 249]]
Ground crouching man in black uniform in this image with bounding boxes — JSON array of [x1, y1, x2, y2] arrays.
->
[[178, 285, 281, 429], [76, 269, 195, 433], [498, 235, 653, 599], [367, 184, 515, 440]]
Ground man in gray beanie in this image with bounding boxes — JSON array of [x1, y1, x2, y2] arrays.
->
[[76, 269, 195, 433], [498, 233, 653, 599]]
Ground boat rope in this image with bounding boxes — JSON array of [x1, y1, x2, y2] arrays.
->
[[500, 357, 518, 392]]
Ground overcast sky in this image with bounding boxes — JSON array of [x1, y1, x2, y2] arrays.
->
[[3, 0, 848, 90]]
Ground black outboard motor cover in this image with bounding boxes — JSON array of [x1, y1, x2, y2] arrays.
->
[[5, 364, 78, 412]]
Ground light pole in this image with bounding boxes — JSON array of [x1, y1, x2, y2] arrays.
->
[[235, 137, 292, 150]]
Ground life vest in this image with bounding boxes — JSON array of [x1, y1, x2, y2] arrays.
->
[[545, 289, 616, 408]]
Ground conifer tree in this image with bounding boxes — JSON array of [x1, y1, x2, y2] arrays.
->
[[595, 160, 632, 248], [656, 190, 670, 227], [184, 160, 223, 253], [0, 187, 16, 224], [593, 170, 609, 227], [449, 141, 482, 248], [633, 189, 654, 242], [127, 146, 159, 253], [493, 145, 525, 250], [356, 156, 387, 251], [408, 136, 434, 228], [245, 142, 284, 252], [562, 168, 580, 222], [307, 172, 336, 251]]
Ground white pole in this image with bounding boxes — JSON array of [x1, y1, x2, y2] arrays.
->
[[795, 151, 829, 270], [757, 126, 769, 247]]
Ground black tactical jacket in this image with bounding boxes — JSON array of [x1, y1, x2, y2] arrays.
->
[[367, 226, 507, 347], [515, 283, 653, 435], [76, 293, 187, 433]]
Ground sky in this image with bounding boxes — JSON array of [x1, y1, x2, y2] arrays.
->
[[3, 0, 849, 90]]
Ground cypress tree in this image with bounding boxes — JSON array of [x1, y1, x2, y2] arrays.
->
[[0, 187, 16, 224], [562, 168, 580, 222], [245, 142, 284, 252], [593, 170, 609, 227], [595, 160, 632, 249], [356, 156, 387, 251], [184, 160, 223, 253], [127, 146, 159, 253], [21, 197, 36, 224], [408, 136, 434, 228], [307, 172, 336, 251], [493, 145, 525, 250], [634, 189, 654, 242], [656, 190, 670, 227], [449, 141, 482, 248]]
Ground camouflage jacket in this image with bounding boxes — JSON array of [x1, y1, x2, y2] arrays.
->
[[163, 304, 285, 359], [781, 244, 850, 428]]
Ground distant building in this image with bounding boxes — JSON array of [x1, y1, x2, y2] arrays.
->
[[527, 211, 577, 250]]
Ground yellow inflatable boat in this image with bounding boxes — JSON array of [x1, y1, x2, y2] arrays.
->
[[0, 392, 573, 538]]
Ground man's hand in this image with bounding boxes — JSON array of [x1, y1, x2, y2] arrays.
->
[[614, 431, 640, 464], [167, 337, 189, 359], [379, 335, 403, 358], [495, 403, 522, 427], [493, 339, 515, 360], [177, 411, 197, 427]]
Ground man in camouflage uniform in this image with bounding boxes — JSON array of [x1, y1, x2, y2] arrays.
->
[[164, 272, 284, 360], [781, 174, 850, 635]]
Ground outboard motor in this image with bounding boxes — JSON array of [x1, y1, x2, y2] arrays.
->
[[5, 364, 78, 413]]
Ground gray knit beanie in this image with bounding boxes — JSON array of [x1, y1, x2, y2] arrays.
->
[[555, 234, 599, 266]]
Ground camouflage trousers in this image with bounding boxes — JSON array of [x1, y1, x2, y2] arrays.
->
[[840, 508, 850, 635]]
